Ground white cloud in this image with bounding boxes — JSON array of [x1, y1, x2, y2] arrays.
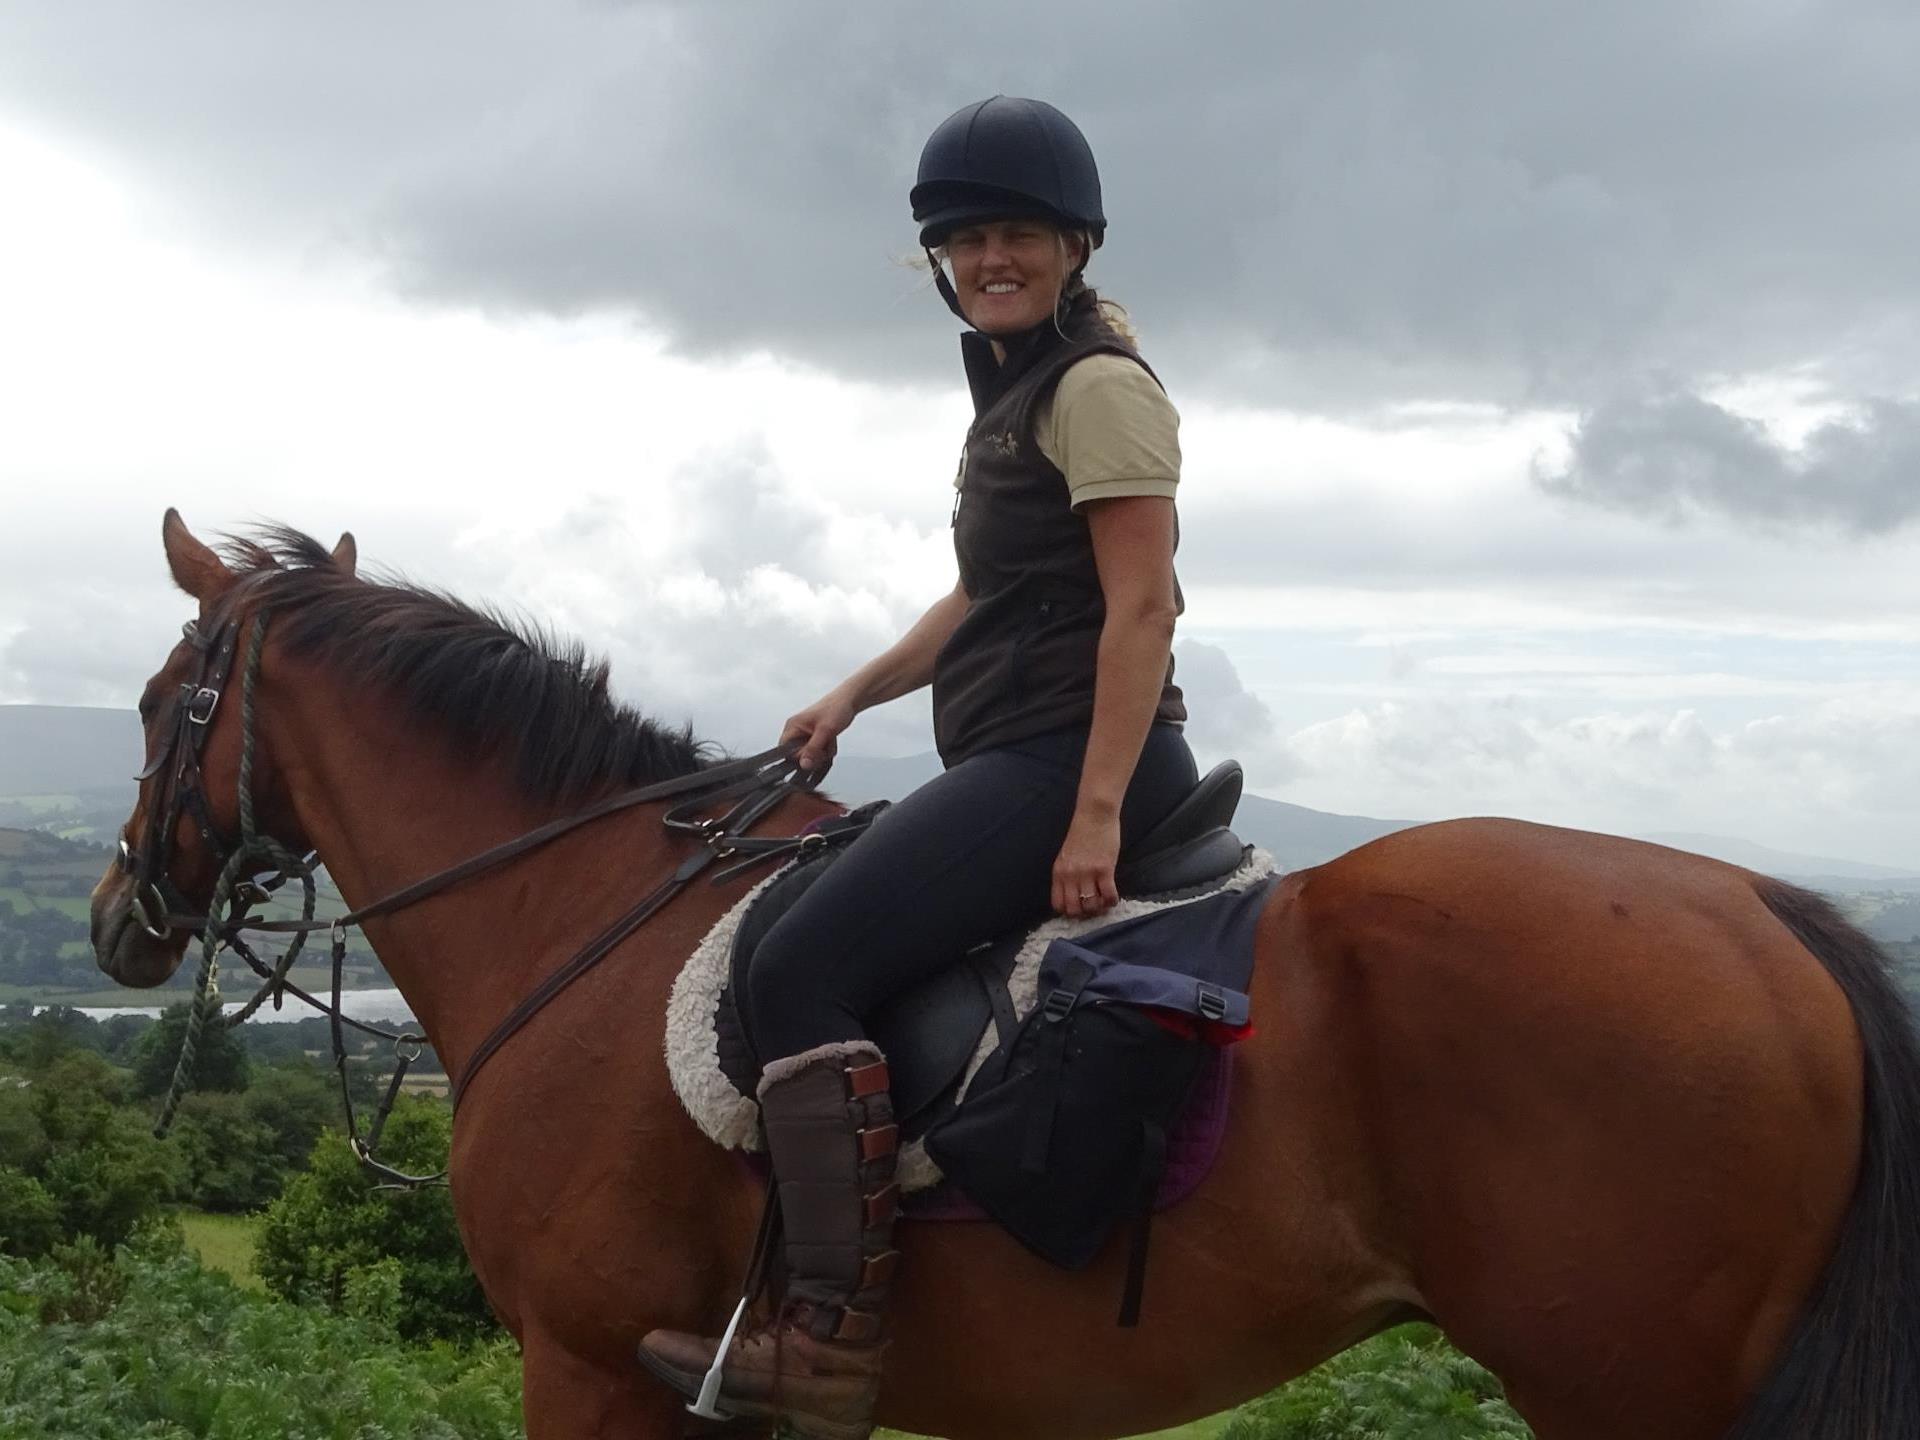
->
[[1275, 694, 1920, 871], [1, 78, 1916, 873]]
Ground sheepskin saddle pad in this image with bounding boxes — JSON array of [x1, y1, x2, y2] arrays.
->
[[664, 839, 1277, 1194]]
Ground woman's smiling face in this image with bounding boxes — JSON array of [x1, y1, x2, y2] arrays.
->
[[945, 219, 1087, 336]]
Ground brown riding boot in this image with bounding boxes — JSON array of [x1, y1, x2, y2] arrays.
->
[[638, 1041, 901, 1440]]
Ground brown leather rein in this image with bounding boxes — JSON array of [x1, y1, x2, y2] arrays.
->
[[128, 594, 853, 1185]]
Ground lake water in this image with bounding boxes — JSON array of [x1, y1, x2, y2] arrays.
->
[[40, 987, 418, 1026]]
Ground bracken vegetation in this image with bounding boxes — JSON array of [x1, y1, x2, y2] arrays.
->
[[0, 1004, 1530, 1438]]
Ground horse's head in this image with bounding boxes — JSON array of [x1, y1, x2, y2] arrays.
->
[[90, 509, 355, 987]]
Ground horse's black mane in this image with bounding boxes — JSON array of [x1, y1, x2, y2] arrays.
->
[[220, 525, 712, 803]]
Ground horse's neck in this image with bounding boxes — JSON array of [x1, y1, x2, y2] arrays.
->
[[264, 663, 702, 1083]]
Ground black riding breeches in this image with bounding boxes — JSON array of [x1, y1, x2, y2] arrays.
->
[[743, 722, 1199, 1060]]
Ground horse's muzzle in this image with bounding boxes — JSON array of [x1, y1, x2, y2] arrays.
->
[[89, 869, 185, 988]]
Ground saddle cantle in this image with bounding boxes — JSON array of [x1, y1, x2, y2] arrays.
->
[[713, 762, 1251, 1143]]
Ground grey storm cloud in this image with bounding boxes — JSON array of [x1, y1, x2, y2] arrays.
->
[[1, 0, 1917, 409], [1537, 391, 1920, 534]]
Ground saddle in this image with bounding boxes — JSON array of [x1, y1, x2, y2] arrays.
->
[[713, 761, 1251, 1144]]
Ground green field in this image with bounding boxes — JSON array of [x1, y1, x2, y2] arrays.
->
[[0, 885, 93, 920], [176, 1209, 265, 1291]]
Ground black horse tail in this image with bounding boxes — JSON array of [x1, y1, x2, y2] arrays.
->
[[1726, 878, 1920, 1439]]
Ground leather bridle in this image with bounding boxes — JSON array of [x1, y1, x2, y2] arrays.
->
[[119, 612, 258, 940], [118, 588, 868, 1185]]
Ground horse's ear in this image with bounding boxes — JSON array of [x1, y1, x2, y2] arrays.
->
[[161, 508, 235, 602], [331, 531, 357, 576]]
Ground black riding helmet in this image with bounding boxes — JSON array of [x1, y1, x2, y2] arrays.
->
[[912, 96, 1106, 249], [912, 97, 1105, 324]]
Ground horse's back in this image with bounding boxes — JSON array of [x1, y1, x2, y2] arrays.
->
[[1265, 816, 1863, 1435]]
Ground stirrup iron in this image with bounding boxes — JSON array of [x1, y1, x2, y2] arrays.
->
[[686, 1294, 751, 1420]]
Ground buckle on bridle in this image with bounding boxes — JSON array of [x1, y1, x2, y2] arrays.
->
[[185, 686, 221, 725]]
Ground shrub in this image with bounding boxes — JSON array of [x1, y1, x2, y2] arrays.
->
[[20, 1054, 182, 1249], [256, 1096, 494, 1341], [31, 1237, 126, 1324], [0, 1167, 60, 1259], [1224, 1326, 1530, 1439], [170, 1063, 338, 1213]]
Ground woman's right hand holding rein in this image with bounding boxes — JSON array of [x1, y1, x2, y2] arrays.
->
[[781, 688, 860, 781], [780, 580, 972, 783]]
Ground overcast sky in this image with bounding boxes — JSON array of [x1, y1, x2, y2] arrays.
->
[[1, 0, 1916, 868]]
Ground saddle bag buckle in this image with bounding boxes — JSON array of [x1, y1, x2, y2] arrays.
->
[[1041, 986, 1077, 1024], [1195, 983, 1228, 1023]]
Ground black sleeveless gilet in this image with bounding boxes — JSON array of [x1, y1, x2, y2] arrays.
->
[[932, 301, 1186, 764]]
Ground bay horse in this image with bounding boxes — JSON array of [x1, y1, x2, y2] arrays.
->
[[92, 512, 1919, 1440]]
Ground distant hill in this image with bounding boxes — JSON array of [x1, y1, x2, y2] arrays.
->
[[822, 752, 1409, 872], [0, 705, 140, 794], [824, 751, 1920, 884], [1641, 832, 1920, 884], [5, 706, 1914, 885]]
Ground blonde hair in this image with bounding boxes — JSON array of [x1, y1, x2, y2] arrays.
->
[[1058, 229, 1139, 342]]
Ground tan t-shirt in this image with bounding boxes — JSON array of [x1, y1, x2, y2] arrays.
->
[[1035, 353, 1181, 510]]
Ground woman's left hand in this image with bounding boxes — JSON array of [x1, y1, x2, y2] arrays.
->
[[1052, 806, 1122, 918]]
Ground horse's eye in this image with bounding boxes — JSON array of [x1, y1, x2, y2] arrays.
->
[[138, 692, 158, 722]]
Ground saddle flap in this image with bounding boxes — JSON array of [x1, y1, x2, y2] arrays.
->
[[868, 940, 1015, 1136]]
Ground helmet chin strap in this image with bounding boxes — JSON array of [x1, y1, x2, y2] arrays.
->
[[927, 247, 1087, 335], [927, 247, 970, 323]]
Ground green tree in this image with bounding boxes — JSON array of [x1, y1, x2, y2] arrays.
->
[[0, 1006, 103, 1070], [0, 1165, 61, 1257], [0, 1083, 49, 1173], [28, 1054, 182, 1248], [256, 1096, 493, 1341], [98, 1012, 154, 1065], [171, 1093, 286, 1213], [131, 1002, 252, 1099]]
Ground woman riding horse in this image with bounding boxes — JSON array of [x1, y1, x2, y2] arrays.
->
[[636, 96, 1199, 1436]]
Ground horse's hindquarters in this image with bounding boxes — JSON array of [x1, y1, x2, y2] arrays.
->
[[1294, 819, 1863, 1438]]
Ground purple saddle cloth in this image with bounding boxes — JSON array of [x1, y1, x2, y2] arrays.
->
[[901, 1042, 1236, 1222]]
